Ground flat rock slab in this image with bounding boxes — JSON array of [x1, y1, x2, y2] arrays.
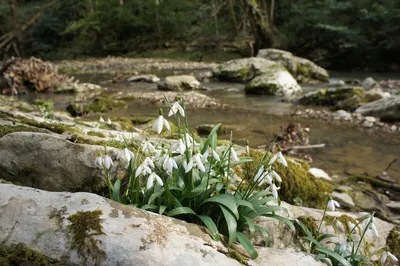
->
[[0, 132, 125, 191], [0, 184, 324, 266]]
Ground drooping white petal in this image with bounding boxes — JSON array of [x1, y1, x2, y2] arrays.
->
[[146, 174, 155, 190], [264, 173, 273, 185], [154, 173, 164, 186], [104, 155, 113, 169], [183, 159, 194, 173], [99, 116, 105, 123], [327, 200, 335, 212], [254, 166, 264, 182], [202, 150, 209, 162], [371, 223, 379, 237], [277, 152, 288, 167], [152, 116, 163, 134], [194, 154, 206, 172], [135, 165, 143, 177], [381, 252, 388, 264], [177, 103, 185, 117], [212, 149, 220, 161], [163, 116, 171, 131], [271, 170, 282, 182], [271, 183, 279, 200], [231, 148, 239, 162], [144, 157, 155, 168], [107, 119, 112, 125], [178, 139, 186, 154], [389, 252, 398, 262], [268, 154, 278, 166], [94, 156, 104, 168]]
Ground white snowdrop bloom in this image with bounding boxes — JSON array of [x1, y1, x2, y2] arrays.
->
[[193, 153, 206, 172], [381, 251, 398, 264], [231, 147, 239, 162], [163, 155, 178, 174], [183, 158, 194, 173], [360, 212, 379, 237], [327, 198, 340, 212], [254, 166, 265, 182], [94, 156, 104, 168], [143, 157, 155, 168], [135, 164, 152, 177], [103, 155, 113, 170], [99, 116, 105, 123], [211, 149, 220, 161], [107, 118, 112, 125], [263, 173, 273, 185], [171, 139, 186, 155], [152, 115, 171, 134], [142, 140, 156, 153], [270, 170, 282, 182], [146, 172, 164, 190], [168, 102, 185, 117], [268, 152, 287, 167], [117, 148, 134, 162], [271, 183, 280, 200]]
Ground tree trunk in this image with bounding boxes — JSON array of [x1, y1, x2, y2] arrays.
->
[[227, 0, 238, 38]]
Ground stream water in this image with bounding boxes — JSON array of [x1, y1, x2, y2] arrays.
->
[[25, 72, 400, 181]]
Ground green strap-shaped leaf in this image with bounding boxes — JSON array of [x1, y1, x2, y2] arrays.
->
[[264, 214, 295, 232], [220, 205, 237, 247], [111, 179, 122, 203], [296, 219, 313, 238], [236, 232, 258, 259], [148, 188, 165, 205], [254, 225, 270, 247], [159, 205, 167, 215], [315, 247, 352, 266], [256, 205, 284, 215], [201, 194, 239, 219], [317, 233, 337, 242], [167, 207, 196, 217], [236, 199, 256, 212], [201, 123, 221, 154], [197, 215, 220, 241], [141, 204, 158, 211], [243, 216, 255, 239], [315, 253, 326, 261]]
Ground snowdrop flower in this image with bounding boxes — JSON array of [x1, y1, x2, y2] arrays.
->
[[171, 139, 186, 155], [142, 140, 156, 153], [99, 116, 105, 123], [117, 148, 134, 162], [211, 148, 220, 161], [163, 155, 178, 174], [327, 198, 340, 212], [107, 118, 112, 125], [94, 155, 104, 168], [143, 157, 155, 168], [270, 170, 282, 182], [135, 164, 152, 177], [270, 183, 280, 200], [359, 212, 378, 237], [104, 154, 113, 170], [193, 153, 206, 172], [381, 250, 398, 264], [152, 110, 171, 134], [254, 166, 265, 182], [268, 152, 288, 167], [231, 147, 239, 162], [168, 101, 185, 117], [146, 172, 164, 190], [183, 158, 194, 173]]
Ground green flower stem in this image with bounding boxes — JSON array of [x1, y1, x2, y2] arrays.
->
[[353, 213, 374, 261], [317, 198, 329, 234]]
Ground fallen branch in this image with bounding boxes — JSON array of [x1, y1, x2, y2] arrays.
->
[[283, 144, 326, 151]]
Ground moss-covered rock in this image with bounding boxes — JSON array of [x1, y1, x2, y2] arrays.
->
[[67, 210, 106, 264], [0, 124, 46, 138], [0, 243, 64, 265], [387, 227, 400, 258], [256, 48, 329, 83], [298, 87, 365, 106], [239, 150, 334, 209], [66, 95, 127, 116]]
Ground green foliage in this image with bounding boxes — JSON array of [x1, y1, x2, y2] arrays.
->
[[0, 243, 64, 266], [100, 98, 294, 259]]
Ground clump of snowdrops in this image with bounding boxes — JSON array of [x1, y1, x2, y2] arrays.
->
[[296, 197, 398, 266], [95, 96, 294, 258]]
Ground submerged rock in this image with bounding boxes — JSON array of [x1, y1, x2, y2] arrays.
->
[[0, 132, 125, 191], [157, 75, 201, 91], [55, 82, 102, 93], [362, 77, 380, 90], [355, 96, 400, 122], [256, 49, 329, 83]]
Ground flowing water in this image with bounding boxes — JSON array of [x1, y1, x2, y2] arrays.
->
[[23, 73, 400, 181]]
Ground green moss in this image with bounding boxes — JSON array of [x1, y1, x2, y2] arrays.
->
[[0, 124, 46, 138], [324, 215, 361, 235], [109, 117, 136, 131], [17, 117, 75, 134], [0, 243, 64, 265], [131, 116, 153, 125], [87, 131, 106, 138], [226, 249, 249, 265], [67, 210, 106, 264], [300, 87, 366, 106], [387, 227, 400, 258], [66, 95, 127, 116], [297, 216, 319, 237], [240, 150, 333, 208]]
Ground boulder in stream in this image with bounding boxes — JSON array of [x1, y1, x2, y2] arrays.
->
[[297, 87, 365, 106], [256, 49, 329, 83], [355, 96, 400, 122], [157, 75, 201, 91]]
